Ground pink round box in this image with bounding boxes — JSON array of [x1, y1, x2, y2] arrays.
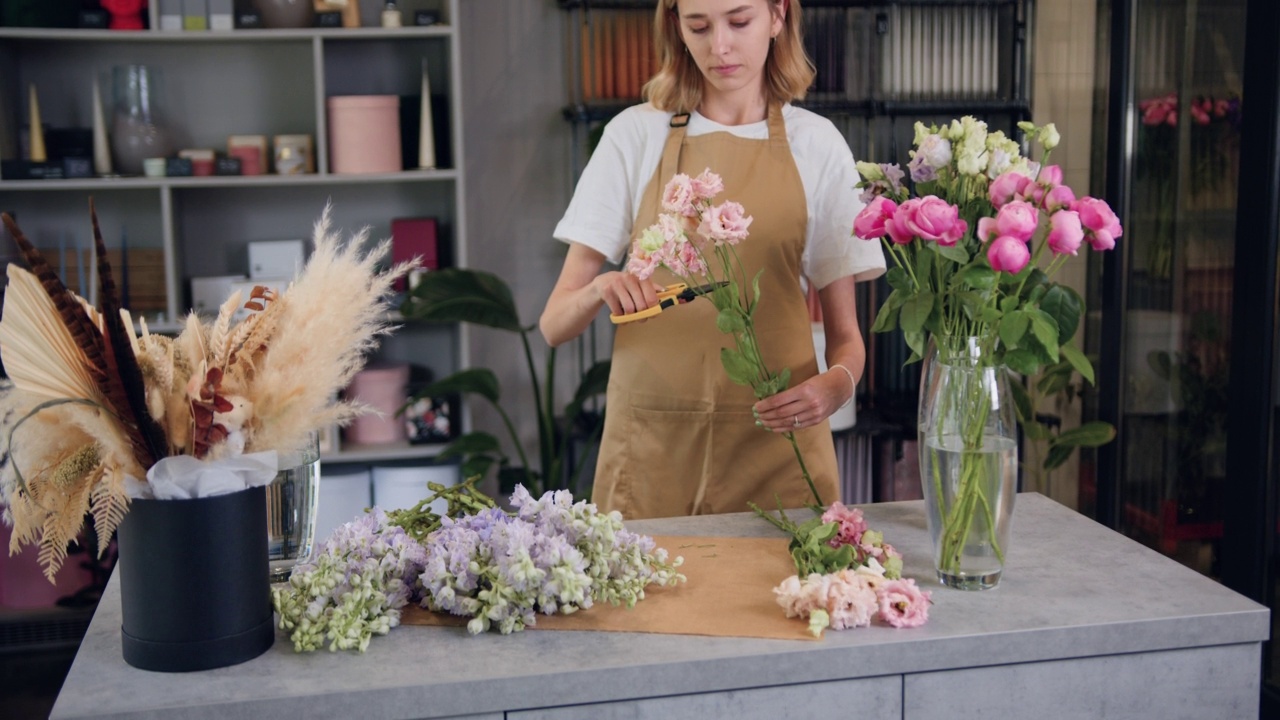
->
[[344, 362, 411, 445], [326, 95, 402, 175]]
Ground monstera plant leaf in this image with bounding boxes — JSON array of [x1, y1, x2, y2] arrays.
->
[[401, 268, 526, 332]]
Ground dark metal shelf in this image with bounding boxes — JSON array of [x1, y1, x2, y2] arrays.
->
[[559, 0, 1022, 9], [563, 98, 1030, 124]]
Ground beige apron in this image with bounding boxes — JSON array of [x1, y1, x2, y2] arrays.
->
[[594, 103, 839, 519]]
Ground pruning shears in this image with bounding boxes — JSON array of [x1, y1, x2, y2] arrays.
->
[[608, 281, 728, 324]]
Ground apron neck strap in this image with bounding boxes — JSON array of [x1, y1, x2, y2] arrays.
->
[[766, 102, 787, 148], [655, 103, 788, 203]]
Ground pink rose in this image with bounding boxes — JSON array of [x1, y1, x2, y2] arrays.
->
[[853, 196, 898, 240], [885, 198, 921, 245], [939, 217, 968, 247], [876, 578, 931, 628], [903, 196, 960, 242], [989, 170, 1033, 209], [995, 200, 1039, 242], [977, 216, 998, 243], [661, 173, 696, 216], [1047, 210, 1084, 256], [698, 201, 752, 245], [1037, 164, 1063, 187], [1044, 184, 1077, 213], [1073, 196, 1122, 251], [690, 168, 724, 201], [988, 235, 1030, 273]]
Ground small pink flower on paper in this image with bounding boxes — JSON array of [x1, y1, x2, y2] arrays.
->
[[690, 168, 725, 201], [988, 235, 1031, 273], [1047, 210, 1084, 256], [853, 196, 898, 240], [903, 196, 960, 242], [825, 570, 879, 631], [1073, 197, 1123, 251], [821, 502, 869, 547], [876, 578, 932, 628], [995, 200, 1038, 242], [661, 173, 696, 216], [698, 201, 752, 245], [989, 170, 1033, 209], [977, 216, 998, 243]]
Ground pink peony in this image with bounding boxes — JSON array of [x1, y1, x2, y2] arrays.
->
[[876, 578, 932, 628], [1047, 210, 1084, 255], [698, 201, 752, 245], [690, 168, 725, 201], [902, 196, 961, 242], [1044, 184, 1077, 213], [1037, 164, 1063, 187], [1073, 196, 1122, 251], [821, 502, 868, 547], [938, 217, 968, 247], [853, 196, 898, 240], [988, 235, 1031, 273], [661, 174, 696, 216], [885, 199, 920, 245], [977, 216, 998, 243], [995, 200, 1039, 242], [989, 170, 1033, 209]]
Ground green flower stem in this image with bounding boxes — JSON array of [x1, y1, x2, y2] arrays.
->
[[782, 430, 824, 510]]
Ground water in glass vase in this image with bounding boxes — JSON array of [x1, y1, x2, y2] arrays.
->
[[266, 435, 321, 582], [920, 433, 1017, 590]]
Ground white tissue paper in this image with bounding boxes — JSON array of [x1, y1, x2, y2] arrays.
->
[[125, 452, 280, 500]]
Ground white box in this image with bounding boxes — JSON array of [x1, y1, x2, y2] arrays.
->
[[159, 0, 183, 30], [189, 274, 245, 316], [248, 239, 306, 280], [208, 0, 233, 30], [372, 462, 460, 515], [314, 467, 372, 543]]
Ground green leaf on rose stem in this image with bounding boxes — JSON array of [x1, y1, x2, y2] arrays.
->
[[1027, 284, 1049, 305], [1039, 285, 1082, 342], [1054, 421, 1117, 448], [1044, 443, 1075, 472], [932, 241, 970, 264], [900, 291, 935, 333], [1021, 268, 1050, 297], [716, 308, 746, 334], [903, 330, 927, 361], [1028, 309, 1060, 360], [1004, 347, 1041, 376], [999, 311, 1030, 350], [871, 296, 901, 333], [1060, 343, 1096, 384], [980, 305, 1003, 324], [720, 348, 756, 386], [1000, 295, 1021, 314], [915, 245, 935, 286], [954, 266, 997, 291], [885, 266, 913, 293], [957, 291, 987, 322], [1007, 371, 1034, 423], [1036, 366, 1073, 397]]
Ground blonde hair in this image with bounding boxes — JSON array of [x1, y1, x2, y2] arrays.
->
[[642, 0, 816, 114]]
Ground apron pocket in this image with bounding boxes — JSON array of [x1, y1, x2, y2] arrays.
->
[[617, 406, 712, 519]]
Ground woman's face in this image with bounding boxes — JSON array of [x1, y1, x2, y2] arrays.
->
[[676, 0, 783, 102]]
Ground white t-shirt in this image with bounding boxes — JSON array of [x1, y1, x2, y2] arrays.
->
[[553, 102, 887, 289]]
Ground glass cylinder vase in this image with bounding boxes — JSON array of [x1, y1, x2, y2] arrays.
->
[[110, 64, 171, 176], [918, 337, 1017, 590], [266, 432, 321, 582]]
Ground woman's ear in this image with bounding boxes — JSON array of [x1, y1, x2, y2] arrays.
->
[[771, 0, 787, 36]]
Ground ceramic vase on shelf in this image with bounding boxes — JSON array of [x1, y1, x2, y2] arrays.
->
[[266, 431, 322, 582], [110, 65, 171, 176], [115, 485, 275, 672], [254, 0, 316, 28], [917, 336, 1017, 591]]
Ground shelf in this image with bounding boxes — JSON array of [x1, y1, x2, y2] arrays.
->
[[562, 98, 1031, 124], [0, 169, 458, 192], [558, 0, 1023, 8], [322, 441, 447, 464], [0, 26, 453, 42]]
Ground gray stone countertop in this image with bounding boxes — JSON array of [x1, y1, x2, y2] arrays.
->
[[51, 493, 1269, 720]]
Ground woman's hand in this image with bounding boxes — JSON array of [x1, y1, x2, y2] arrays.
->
[[752, 369, 853, 433], [540, 243, 664, 347], [593, 270, 662, 319]]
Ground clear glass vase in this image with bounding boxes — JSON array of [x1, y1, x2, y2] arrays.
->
[[918, 337, 1017, 590], [110, 64, 171, 176], [266, 432, 321, 582]]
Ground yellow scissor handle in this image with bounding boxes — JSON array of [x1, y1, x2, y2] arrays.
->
[[609, 283, 687, 324]]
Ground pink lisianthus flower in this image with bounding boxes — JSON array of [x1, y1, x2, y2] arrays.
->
[[977, 216, 998, 243], [1073, 196, 1123, 251], [995, 200, 1039, 242], [903, 196, 961, 242], [853, 196, 898, 240], [690, 168, 725, 202], [1047, 210, 1084, 256], [876, 578, 932, 628], [988, 235, 1031, 273], [825, 570, 881, 631], [698, 201, 752, 246], [989, 170, 1033, 209], [661, 173, 696, 216], [626, 248, 658, 280], [821, 501, 868, 548]]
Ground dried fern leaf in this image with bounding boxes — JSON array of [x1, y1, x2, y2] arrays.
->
[[36, 472, 94, 582], [89, 465, 130, 557]]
